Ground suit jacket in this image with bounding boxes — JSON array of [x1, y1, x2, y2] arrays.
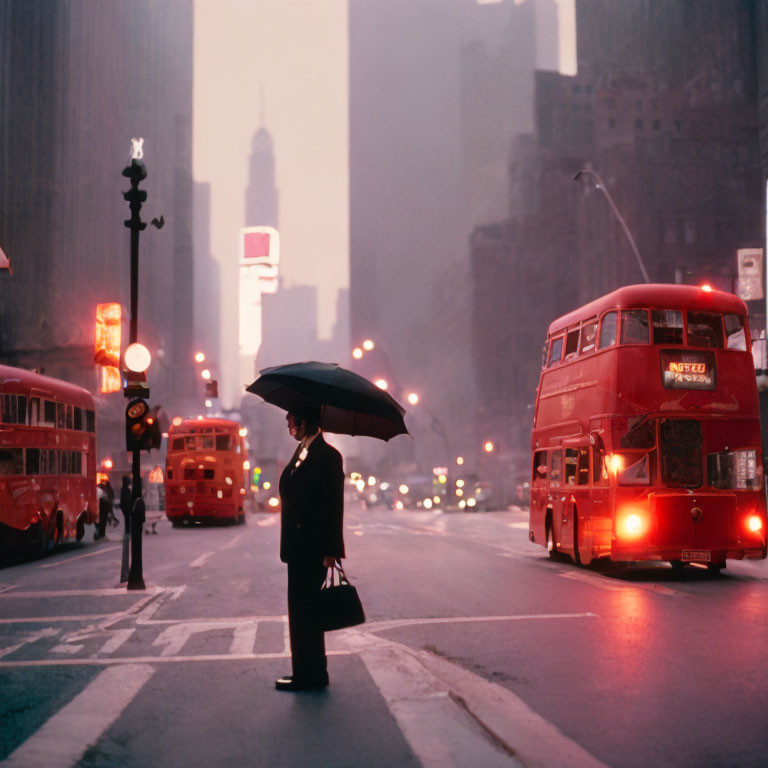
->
[[279, 433, 345, 563]]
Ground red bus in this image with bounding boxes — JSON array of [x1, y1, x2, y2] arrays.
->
[[0, 364, 98, 555], [165, 417, 249, 526], [529, 284, 767, 572]]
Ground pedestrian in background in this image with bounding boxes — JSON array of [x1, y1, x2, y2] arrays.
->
[[95, 477, 114, 540], [275, 405, 345, 692], [119, 476, 132, 583]]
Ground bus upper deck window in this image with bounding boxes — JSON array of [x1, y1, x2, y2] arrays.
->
[[548, 337, 563, 367], [564, 328, 579, 361], [652, 309, 683, 344], [579, 321, 597, 355], [172, 438, 184, 451], [74, 407, 83, 431], [620, 309, 650, 344], [56, 403, 66, 429], [724, 314, 746, 350], [687, 311, 724, 348], [200, 436, 214, 450], [541, 341, 549, 369], [44, 400, 56, 425], [216, 434, 231, 451], [184, 436, 196, 450], [598, 312, 617, 350]]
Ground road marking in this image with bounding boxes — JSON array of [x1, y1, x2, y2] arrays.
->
[[0, 650, 355, 668], [363, 613, 598, 634], [256, 516, 277, 527], [220, 530, 250, 550], [229, 622, 258, 655], [414, 641, 609, 768], [190, 551, 215, 568], [0, 584, 18, 594], [509, 522, 529, 530], [0, 627, 60, 658], [3, 663, 155, 767], [349, 632, 521, 767], [0, 587, 157, 599], [0, 614, 115, 625], [560, 570, 680, 596], [39, 546, 120, 568]]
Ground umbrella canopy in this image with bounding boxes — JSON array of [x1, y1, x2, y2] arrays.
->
[[246, 361, 408, 441]]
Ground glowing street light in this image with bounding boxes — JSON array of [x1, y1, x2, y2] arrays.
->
[[201, 368, 212, 380], [194, 351, 206, 363], [352, 347, 363, 360], [483, 440, 495, 454], [362, 339, 375, 351], [375, 378, 388, 390], [172, 416, 183, 426], [456, 456, 464, 465], [124, 342, 151, 373], [407, 392, 419, 406]]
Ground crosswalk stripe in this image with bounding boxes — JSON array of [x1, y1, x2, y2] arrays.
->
[[3, 663, 154, 767]]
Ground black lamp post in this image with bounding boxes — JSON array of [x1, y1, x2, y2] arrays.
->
[[122, 140, 149, 591]]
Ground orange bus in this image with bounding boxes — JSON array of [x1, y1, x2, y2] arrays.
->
[[0, 364, 98, 555], [529, 284, 767, 572], [165, 417, 248, 526]]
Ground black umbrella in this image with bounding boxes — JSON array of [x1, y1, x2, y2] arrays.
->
[[246, 361, 408, 441]]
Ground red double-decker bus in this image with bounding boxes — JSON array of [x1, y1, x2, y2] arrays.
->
[[529, 284, 767, 572], [165, 417, 249, 526], [0, 365, 98, 555]]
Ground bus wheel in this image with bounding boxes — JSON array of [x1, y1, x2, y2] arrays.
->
[[75, 514, 85, 542]]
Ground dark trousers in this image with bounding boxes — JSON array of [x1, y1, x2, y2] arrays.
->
[[287, 557, 328, 682], [97, 501, 110, 538]]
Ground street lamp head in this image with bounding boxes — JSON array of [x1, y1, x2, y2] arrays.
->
[[407, 392, 419, 406], [363, 339, 375, 351], [201, 368, 212, 380], [124, 342, 151, 373], [483, 440, 495, 454], [352, 347, 363, 360], [194, 351, 206, 363], [375, 378, 388, 390]]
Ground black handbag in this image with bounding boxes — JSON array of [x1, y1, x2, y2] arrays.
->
[[318, 562, 365, 631]]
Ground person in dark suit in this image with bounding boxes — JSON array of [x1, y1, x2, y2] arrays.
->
[[276, 405, 345, 692]]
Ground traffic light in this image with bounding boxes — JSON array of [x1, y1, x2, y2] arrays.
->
[[125, 399, 161, 452], [205, 379, 218, 399], [252, 466, 262, 489]]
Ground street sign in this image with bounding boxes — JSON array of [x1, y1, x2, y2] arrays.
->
[[736, 248, 764, 301]]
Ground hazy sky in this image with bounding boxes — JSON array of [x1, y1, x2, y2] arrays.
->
[[193, 0, 573, 405], [194, 0, 349, 402]]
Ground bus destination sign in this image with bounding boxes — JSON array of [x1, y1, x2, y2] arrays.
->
[[660, 350, 715, 390]]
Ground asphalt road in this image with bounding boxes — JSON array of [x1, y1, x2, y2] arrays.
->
[[1, 504, 768, 767]]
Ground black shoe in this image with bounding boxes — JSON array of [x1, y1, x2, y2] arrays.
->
[[275, 675, 329, 692]]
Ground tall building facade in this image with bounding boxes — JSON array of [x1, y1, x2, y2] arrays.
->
[[0, 0, 195, 461], [471, 0, 764, 465], [349, 0, 554, 472]]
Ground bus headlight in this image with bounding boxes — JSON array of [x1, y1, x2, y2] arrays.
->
[[747, 515, 763, 533]]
